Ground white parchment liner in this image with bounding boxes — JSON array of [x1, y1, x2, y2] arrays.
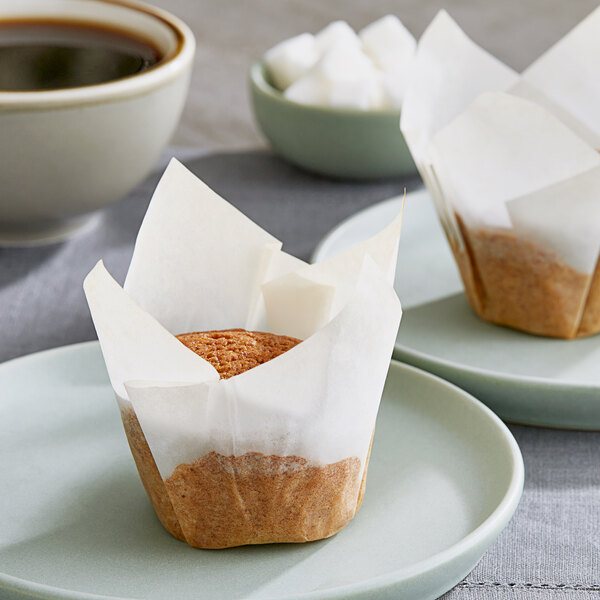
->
[[401, 7, 600, 166], [400, 10, 518, 171], [84, 159, 403, 479], [399, 10, 518, 243], [400, 9, 600, 273], [516, 6, 600, 149], [427, 92, 600, 273]]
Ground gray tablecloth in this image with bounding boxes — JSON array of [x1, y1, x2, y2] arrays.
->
[[1, 151, 599, 599]]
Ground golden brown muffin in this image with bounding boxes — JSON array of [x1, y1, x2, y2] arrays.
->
[[176, 329, 301, 378], [122, 328, 366, 549]]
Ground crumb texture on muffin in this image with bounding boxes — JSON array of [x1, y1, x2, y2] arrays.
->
[[165, 452, 362, 549], [176, 329, 301, 378], [448, 215, 600, 339]]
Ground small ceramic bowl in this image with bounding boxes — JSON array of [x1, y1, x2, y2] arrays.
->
[[0, 0, 195, 246], [249, 61, 416, 180]]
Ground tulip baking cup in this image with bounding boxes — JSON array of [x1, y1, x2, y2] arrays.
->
[[84, 160, 403, 548], [401, 9, 600, 339]]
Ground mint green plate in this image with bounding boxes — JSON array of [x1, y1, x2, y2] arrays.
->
[[249, 62, 417, 180], [0, 343, 522, 600], [312, 190, 600, 430]]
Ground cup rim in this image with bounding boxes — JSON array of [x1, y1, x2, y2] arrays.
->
[[249, 60, 401, 118], [0, 0, 195, 108]]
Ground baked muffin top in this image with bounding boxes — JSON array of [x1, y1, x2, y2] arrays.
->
[[176, 329, 301, 379]]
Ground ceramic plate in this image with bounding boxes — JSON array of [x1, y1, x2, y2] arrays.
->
[[1, 342, 522, 600], [312, 190, 600, 430]]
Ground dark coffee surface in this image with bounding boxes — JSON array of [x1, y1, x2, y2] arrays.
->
[[0, 21, 160, 91]]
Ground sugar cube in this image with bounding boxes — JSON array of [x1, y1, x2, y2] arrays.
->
[[284, 72, 329, 106], [378, 72, 407, 109], [359, 15, 416, 76], [316, 42, 376, 82], [315, 44, 381, 109], [264, 33, 320, 90], [315, 20, 361, 54]]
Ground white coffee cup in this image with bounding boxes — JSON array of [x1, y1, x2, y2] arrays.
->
[[0, 0, 195, 245]]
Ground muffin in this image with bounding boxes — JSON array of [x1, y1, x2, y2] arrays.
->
[[432, 96, 600, 340], [119, 328, 369, 549], [84, 159, 402, 551], [403, 89, 600, 339], [400, 12, 600, 339]]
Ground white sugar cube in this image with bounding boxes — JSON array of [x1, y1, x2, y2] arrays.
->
[[359, 15, 416, 76], [315, 20, 361, 54], [284, 73, 329, 106], [328, 75, 370, 110], [285, 44, 381, 110], [365, 75, 389, 110], [315, 44, 381, 110], [378, 72, 406, 109], [329, 77, 382, 110], [316, 42, 377, 83], [264, 33, 320, 90]]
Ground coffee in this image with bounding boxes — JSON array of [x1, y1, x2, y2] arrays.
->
[[0, 20, 161, 91]]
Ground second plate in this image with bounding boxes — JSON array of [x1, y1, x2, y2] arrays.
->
[[312, 189, 600, 430]]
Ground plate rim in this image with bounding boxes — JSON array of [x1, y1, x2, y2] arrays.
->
[[0, 342, 524, 600], [311, 190, 600, 392]]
